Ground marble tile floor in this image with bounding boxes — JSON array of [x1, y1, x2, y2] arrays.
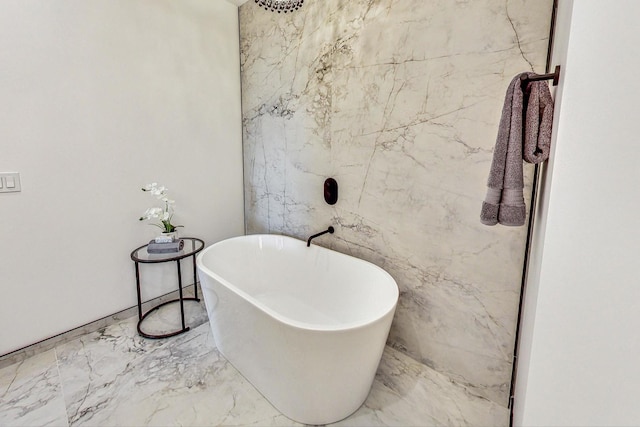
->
[[0, 285, 206, 371], [0, 303, 508, 427]]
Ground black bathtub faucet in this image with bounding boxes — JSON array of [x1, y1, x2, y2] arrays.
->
[[307, 226, 335, 247]]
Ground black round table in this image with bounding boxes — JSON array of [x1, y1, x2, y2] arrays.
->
[[130, 237, 205, 339]]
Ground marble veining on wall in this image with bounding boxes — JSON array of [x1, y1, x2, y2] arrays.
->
[[240, 0, 552, 405]]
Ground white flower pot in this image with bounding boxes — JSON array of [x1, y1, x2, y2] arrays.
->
[[155, 231, 178, 243]]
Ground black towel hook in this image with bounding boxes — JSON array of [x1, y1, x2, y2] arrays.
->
[[520, 65, 561, 86]]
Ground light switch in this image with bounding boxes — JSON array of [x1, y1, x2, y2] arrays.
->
[[0, 172, 21, 193]]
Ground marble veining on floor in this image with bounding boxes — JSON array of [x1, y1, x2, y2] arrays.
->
[[0, 311, 507, 427]]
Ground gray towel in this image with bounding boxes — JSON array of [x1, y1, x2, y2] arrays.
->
[[147, 239, 184, 254], [523, 80, 554, 164], [481, 74, 555, 226], [480, 73, 528, 226]]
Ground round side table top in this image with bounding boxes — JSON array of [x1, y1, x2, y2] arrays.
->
[[130, 237, 204, 263]]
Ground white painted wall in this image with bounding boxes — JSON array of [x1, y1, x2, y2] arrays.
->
[[515, 1, 640, 425], [0, 0, 244, 355]]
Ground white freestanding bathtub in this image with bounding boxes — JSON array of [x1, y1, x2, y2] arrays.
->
[[196, 234, 398, 425]]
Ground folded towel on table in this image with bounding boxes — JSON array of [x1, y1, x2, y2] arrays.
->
[[147, 239, 184, 254], [480, 73, 528, 227]]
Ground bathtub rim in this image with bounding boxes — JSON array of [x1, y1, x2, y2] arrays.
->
[[196, 233, 399, 333]]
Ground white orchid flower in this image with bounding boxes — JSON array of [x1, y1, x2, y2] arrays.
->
[[139, 182, 182, 232], [151, 186, 166, 197], [140, 207, 163, 220]]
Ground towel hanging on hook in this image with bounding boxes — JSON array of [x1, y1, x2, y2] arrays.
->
[[480, 67, 558, 227], [523, 76, 554, 163], [520, 65, 561, 87]]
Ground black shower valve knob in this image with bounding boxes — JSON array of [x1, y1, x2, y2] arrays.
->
[[324, 178, 338, 205]]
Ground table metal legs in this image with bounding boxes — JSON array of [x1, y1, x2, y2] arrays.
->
[[135, 255, 200, 339]]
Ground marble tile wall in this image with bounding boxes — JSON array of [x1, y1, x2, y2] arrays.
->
[[240, 0, 552, 405]]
